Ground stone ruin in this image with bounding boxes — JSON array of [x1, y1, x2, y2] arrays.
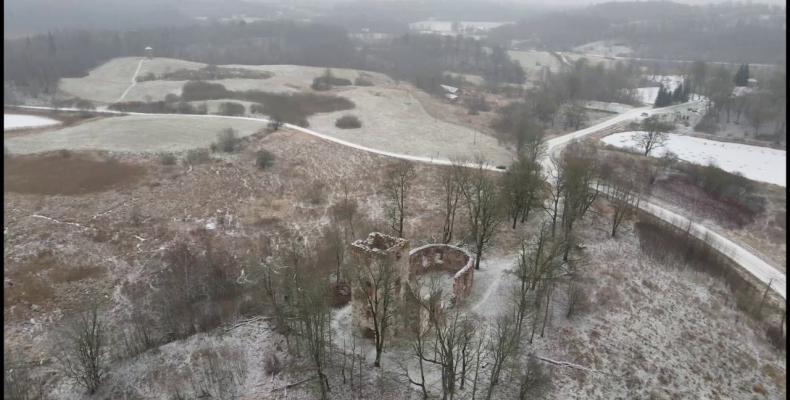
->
[[348, 232, 475, 336], [348, 232, 411, 337]]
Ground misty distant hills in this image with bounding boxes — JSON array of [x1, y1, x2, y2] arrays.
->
[[489, 1, 786, 64]]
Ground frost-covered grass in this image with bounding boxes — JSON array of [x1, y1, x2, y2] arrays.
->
[[307, 87, 514, 166], [602, 131, 786, 186], [508, 50, 563, 75], [59, 57, 393, 104], [4, 115, 268, 154], [572, 40, 634, 57], [4, 114, 61, 130]]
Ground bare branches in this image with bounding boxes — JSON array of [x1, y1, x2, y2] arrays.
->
[[383, 160, 417, 238], [55, 306, 107, 394], [458, 158, 501, 270]]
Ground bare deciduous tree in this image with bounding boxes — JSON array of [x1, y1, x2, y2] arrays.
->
[[383, 160, 417, 238], [606, 175, 643, 238], [484, 313, 520, 400], [351, 257, 398, 367], [440, 163, 464, 244], [458, 158, 501, 270], [636, 116, 673, 156], [501, 156, 546, 229], [56, 306, 107, 395]]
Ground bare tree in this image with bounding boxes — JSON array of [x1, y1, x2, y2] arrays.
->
[[408, 278, 478, 400], [4, 353, 44, 400], [559, 141, 599, 261], [514, 354, 552, 399], [320, 225, 346, 285], [350, 257, 398, 367], [562, 101, 588, 130], [440, 163, 463, 244], [55, 306, 107, 395], [330, 183, 358, 239], [501, 156, 546, 229], [512, 223, 564, 338], [635, 116, 673, 156], [484, 313, 520, 400], [565, 281, 589, 319], [458, 158, 501, 270], [383, 160, 417, 238], [289, 257, 333, 399], [606, 175, 643, 238]]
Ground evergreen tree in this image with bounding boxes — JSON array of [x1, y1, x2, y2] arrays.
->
[[681, 80, 691, 102], [734, 64, 750, 87]]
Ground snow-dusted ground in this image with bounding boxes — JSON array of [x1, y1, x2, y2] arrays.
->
[[635, 76, 686, 106], [644, 74, 684, 91], [602, 131, 786, 187], [4, 114, 61, 131], [635, 87, 659, 105], [572, 40, 634, 57]]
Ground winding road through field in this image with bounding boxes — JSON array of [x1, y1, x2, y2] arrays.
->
[[8, 70, 785, 299]]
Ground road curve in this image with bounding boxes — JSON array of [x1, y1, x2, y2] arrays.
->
[[8, 97, 784, 298]]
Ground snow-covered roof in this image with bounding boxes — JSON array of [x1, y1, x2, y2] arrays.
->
[[440, 84, 459, 94], [145, 46, 153, 50], [445, 93, 459, 100]]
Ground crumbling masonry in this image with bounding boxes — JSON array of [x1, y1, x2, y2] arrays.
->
[[349, 232, 475, 336]]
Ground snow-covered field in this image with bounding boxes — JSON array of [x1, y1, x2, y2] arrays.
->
[[572, 40, 634, 57], [4, 114, 268, 153], [307, 87, 514, 166], [408, 20, 509, 33], [644, 74, 684, 91], [635, 87, 659, 105], [4, 114, 61, 131], [508, 50, 563, 75], [602, 131, 787, 186], [60, 57, 393, 103], [635, 75, 686, 105]]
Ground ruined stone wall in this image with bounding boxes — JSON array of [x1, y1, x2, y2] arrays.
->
[[348, 232, 411, 336], [408, 244, 475, 303]]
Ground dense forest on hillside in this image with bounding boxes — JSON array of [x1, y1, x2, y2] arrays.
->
[[489, 1, 786, 64]]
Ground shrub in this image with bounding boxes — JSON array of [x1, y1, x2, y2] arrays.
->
[[263, 352, 282, 376], [184, 149, 211, 165], [684, 162, 765, 218], [214, 128, 239, 153], [74, 99, 95, 111], [164, 93, 180, 103], [58, 149, 72, 158], [218, 102, 245, 116], [302, 182, 326, 205], [55, 307, 107, 394], [465, 95, 491, 114], [136, 72, 157, 82], [354, 76, 374, 86], [255, 150, 275, 170], [181, 81, 231, 101], [694, 112, 719, 134], [765, 325, 785, 350], [335, 115, 362, 129], [158, 152, 177, 165], [311, 78, 332, 91]]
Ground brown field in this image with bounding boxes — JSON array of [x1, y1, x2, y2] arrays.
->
[[4, 152, 147, 195]]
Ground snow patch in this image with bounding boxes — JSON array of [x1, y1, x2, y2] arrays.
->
[[601, 131, 786, 186], [4, 114, 61, 131]]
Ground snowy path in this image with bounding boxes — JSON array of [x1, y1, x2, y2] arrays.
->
[[115, 58, 145, 103], [8, 97, 783, 299]]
